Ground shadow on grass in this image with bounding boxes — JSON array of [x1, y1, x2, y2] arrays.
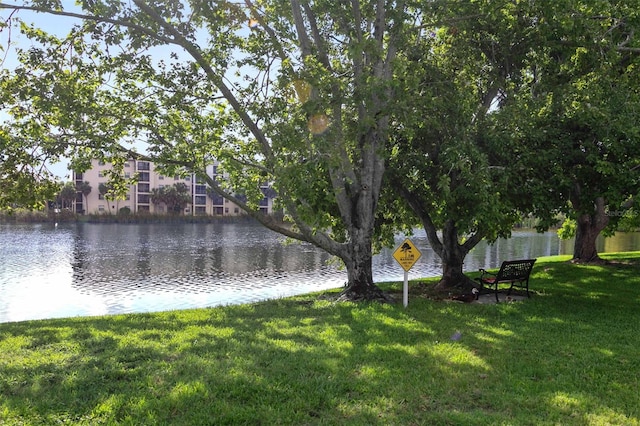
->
[[1, 256, 639, 424]]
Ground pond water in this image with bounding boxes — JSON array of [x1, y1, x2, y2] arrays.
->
[[1, 222, 638, 323]]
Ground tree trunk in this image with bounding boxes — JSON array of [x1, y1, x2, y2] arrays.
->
[[395, 185, 483, 293], [572, 197, 609, 263], [338, 228, 390, 302], [434, 221, 480, 291]]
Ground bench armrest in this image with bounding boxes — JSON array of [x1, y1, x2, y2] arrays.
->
[[478, 268, 496, 279]]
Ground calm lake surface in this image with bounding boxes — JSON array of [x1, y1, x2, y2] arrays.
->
[[1, 222, 639, 323]]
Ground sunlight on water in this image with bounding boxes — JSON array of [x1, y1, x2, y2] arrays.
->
[[1, 222, 638, 323]]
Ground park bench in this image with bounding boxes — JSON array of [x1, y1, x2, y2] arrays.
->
[[475, 259, 536, 303]]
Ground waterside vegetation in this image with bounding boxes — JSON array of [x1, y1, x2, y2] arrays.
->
[[0, 209, 282, 225], [1, 253, 639, 425]]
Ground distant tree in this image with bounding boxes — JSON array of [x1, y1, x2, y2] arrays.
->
[[164, 183, 191, 214], [97, 182, 116, 214], [149, 187, 164, 211], [76, 181, 91, 213], [57, 182, 76, 210], [150, 183, 191, 215]]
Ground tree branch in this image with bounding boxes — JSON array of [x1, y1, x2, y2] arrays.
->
[[131, 0, 274, 161], [0, 3, 176, 45]]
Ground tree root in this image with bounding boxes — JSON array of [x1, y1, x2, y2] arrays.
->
[[336, 285, 396, 303]]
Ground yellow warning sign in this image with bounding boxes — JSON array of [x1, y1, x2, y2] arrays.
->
[[393, 239, 422, 272]]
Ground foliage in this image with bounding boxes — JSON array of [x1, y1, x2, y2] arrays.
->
[[56, 181, 76, 209], [0, 131, 61, 210], [495, 0, 640, 260], [97, 182, 114, 202], [384, 0, 547, 288], [385, 0, 640, 270], [76, 181, 91, 197], [150, 182, 191, 215], [557, 218, 577, 240], [1, 254, 640, 424]]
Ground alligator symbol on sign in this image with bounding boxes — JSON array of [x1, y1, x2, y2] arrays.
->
[[392, 239, 422, 272], [400, 242, 412, 253]]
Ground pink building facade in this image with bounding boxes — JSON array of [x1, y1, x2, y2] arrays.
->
[[72, 159, 275, 216]]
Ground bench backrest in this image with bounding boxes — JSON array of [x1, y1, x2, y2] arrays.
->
[[497, 259, 536, 281]]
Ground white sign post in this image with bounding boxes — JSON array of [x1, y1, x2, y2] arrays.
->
[[392, 239, 422, 307]]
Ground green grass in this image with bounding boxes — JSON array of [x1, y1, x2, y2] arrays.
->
[[1, 253, 640, 425]]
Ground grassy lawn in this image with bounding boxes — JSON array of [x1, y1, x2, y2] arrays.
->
[[1, 253, 639, 425]]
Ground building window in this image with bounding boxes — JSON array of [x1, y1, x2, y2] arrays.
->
[[210, 193, 223, 205], [98, 194, 104, 200], [195, 206, 206, 214], [225, 208, 229, 214], [138, 205, 149, 212], [124, 163, 130, 167], [234, 208, 239, 214], [137, 161, 150, 170], [195, 196, 206, 205], [98, 205, 105, 212], [138, 183, 150, 193], [125, 173, 131, 178], [159, 175, 164, 180], [125, 194, 131, 201], [138, 194, 150, 203], [185, 176, 191, 181], [195, 185, 206, 194], [259, 197, 268, 207], [138, 172, 150, 182]]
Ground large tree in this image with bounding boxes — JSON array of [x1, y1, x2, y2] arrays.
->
[[0, 0, 415, 299], [502, 1, 640, 263], [386, 0, 640, 290], [385, 1, 543, 290]]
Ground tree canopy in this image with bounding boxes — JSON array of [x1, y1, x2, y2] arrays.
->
[[379, 0, 640, 289], [496, 0, 640, 262], [0, 0, 418, 299]]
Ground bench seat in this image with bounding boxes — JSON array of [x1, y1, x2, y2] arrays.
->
[[475, 259, 536, 303]]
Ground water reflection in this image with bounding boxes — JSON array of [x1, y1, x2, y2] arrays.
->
[[1, 222, 638, 323]]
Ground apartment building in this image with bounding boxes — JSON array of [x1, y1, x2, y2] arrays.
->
[[72, 159, 275, 216]]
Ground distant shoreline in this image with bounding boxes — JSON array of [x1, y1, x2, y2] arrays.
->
[[0, 210, 283, 225]]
